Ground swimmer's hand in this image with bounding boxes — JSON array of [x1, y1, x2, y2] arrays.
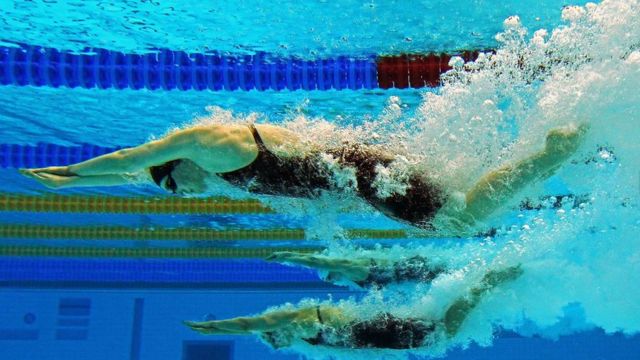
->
[[544, 123, 589, 158], [184, 319, 252, 335], [266, 251, 326, 268], [20, 166, 75, 177], [19, 167, 77, 189], [183, 320, 221, 334]]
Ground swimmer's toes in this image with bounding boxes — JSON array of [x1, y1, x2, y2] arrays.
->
[[545, 124, 586, 155], [506, 264, 524, 280], [577, 122, 590, 135], [482, 265, 523, 288]]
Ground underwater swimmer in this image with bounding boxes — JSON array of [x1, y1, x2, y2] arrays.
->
[[267, 252, 446, 288], [20, 122, 587, 234], [185, 265, 523, 349]]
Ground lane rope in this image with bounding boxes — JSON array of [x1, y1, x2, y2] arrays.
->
[[0, 43, 482, 91], [0, 245, 322, 258], [0, 224, 407, 241], [0, 193, 273, 214]]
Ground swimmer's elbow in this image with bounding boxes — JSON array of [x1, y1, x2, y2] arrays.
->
[[109, 149, 144, 172]]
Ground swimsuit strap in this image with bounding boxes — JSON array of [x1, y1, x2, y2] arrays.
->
[[248, 124, 269, 152], [301, 306, 326, 346], [316, 306, 324, 324]]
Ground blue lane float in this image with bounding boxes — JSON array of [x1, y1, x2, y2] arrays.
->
[[0, 44, 378, 91], [0, 257, 329, 288], [0, 143, 124, 169]]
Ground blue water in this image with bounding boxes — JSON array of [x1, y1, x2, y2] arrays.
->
[[2, 1, 640, 359]]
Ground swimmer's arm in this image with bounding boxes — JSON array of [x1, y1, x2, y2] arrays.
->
[[458, 124, 587, 225], [185, 307, 317, 334], [267, 252, 372, 272], [21, 129, 201, 180], [443, 265, 523, 336], [66, 129, 200, 176], [19, 172, 132, 189]]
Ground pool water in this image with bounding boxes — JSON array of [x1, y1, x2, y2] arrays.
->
[[1, 1, 639, 359]]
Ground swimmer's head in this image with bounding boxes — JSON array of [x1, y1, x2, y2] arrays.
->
[[325, 271, 346, 283], [260, 331, 293, 349], [149, 159, 182, 194], [149, 159, 208, 195]]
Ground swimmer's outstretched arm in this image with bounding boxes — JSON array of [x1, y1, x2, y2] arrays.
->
[[18, 172, 133, 189], [184, 309, 301, 335], [443, 265, 523, 336], [458, 124, 588, 225], [20, 124, 297, 189], [266, 251, 372, 279], [19, 125, 260, 189], [19, 128, 201, 189], [185, 306, 341, 335]]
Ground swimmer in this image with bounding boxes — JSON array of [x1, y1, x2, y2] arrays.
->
[[184, 265, 523, 349], [266, 252, 446, 288], [20, 122, 587, 234]]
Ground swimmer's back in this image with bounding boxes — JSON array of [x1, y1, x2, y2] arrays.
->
[[180, 124, 309, 173]]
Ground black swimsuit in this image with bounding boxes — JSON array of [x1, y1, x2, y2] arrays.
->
[[218, 124, 332, 197], [218, 125, 446, 227], [264, 306, 435, 350], [305, 313, 435, 349]]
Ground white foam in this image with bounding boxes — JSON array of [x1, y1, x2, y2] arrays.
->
[[191, 0, 640, 356], [288, 0, 640, 357]]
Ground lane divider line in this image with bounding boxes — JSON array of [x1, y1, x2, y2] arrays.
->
[[0, 245, 322, 258], [0, 193, 273, 214], [0, 43, 483, 91], [0, 224, 408, 241]]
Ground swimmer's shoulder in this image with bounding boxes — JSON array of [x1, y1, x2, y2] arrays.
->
[[184, 124, 257, 149], [255, 124, 317, 156]]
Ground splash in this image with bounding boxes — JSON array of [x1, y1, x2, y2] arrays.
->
[[265, 0, 640, 358], [397, 0, 639, 356], [183, 1, 639, 357]]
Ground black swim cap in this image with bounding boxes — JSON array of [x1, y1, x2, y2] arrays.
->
[[149, 159, 182, 193]]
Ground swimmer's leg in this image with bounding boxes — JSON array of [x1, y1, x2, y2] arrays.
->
[[266, 251, 371, 283], [443, 265, 523, 336], [457, 124, 588, 225]]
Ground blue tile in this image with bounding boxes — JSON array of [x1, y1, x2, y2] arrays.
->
[[58, 298, 91, 316], [55, 329, 88, 341], [56, 318, 90, 327], [0, 329, 39, 341], [182, 341, 234, 360]]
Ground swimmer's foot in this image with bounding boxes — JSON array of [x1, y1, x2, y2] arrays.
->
[[544, 123, 589, 158]]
